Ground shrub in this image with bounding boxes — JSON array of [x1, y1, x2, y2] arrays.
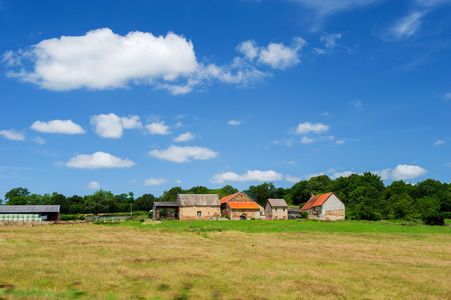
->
[[441, 212, 451, 219], [300, 212, 309, 219], [422, 209, 445, 226], [60, 214, 85, 221]]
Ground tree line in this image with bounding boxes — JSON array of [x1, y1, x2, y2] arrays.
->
[[1, 173, 450, 221]]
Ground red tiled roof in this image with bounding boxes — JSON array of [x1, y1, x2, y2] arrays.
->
[[227, 202, 260, 210], [220, 192, 240, 204], [300, 192, 333, 211]]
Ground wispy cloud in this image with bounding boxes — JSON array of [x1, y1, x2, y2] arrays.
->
[[148, 145, 218, 163], [0, 129, 25, 141], [211, 170, 283, 184], [143, 178, 167, 186]]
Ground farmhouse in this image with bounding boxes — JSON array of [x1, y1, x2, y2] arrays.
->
[[220, 192, 260, 220], [153, 194, 220, 221], [265, 199, 288, 220], [300, 192, 345, 221], [0, 205, 60, 221]]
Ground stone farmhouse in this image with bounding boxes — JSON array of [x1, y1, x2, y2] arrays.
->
[[220, 192, 261, 220], [300, 192, 345, 221], [265, 199, 288, 220], [153, 194, 220, 221]]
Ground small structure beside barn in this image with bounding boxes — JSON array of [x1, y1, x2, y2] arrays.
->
[[300, 192, 345, 221], [265, 199, 288, 220], [220, 192, 260, 220], [153, 194, 220, 221], [0, 205, 60, 221]]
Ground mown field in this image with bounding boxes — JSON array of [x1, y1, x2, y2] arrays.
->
[[0, 220, 450, 299]]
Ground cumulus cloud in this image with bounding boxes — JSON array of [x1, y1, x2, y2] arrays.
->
[[0, 129, 25, 141], [237, 37, 307, 70], [4, 28, 197, 91], [87, 181, 101, 189], [30, 119, 85, 134], [391, 164, 427, 180], [90, 113, 141, 138], [143, 178, 167, 186], [296, 122, 329, 134], [148, 145, 218, 163], [300, 136, 314, 144], [228, 120, 241, 125], [285, 174, 302, 183], [66, 151, 136, 169], [145, 121, 171, 135], [174, 132, 195, 142], [3, 28, 300, 95], [211, 170, 283, 184]]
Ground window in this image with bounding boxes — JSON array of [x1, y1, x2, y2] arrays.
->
[[197, 211, 201, 217]]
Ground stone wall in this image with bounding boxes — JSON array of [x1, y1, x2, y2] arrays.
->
[[230, 209, 259, 220], [179, 206, 220, 221]]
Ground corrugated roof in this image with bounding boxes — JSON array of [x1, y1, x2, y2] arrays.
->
[[300, 193, 333, 211], [176, 194, 220, 207], [227, 202, 260, 210], [153, 202, 179, 207], [267, 199, 288, 207], [0, 205, 60, 213], [220, 192, 240, 204]]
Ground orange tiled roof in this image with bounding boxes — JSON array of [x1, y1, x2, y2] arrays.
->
[[220, 192, 240, 204], [227, 202, 260, 210], [300, 192, 333, 211]]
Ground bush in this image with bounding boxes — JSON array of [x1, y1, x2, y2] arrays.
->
[[60, 214, 85, 221], [441, 212, 451, 219], [422, 209, 445, 226], [300, 212, 309, 219]]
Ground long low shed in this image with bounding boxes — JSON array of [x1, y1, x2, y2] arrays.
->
[[0, 205, 60, 221]]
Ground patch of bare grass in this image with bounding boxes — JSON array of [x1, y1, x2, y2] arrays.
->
[[0, 224, 450, 299]]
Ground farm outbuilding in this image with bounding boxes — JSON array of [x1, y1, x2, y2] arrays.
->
[[152, 194, 220, 221], [0, 205, 60, 221], [300, 193, 345, 221], [265, 199, 288, 220], [220, 192, 260, 220]]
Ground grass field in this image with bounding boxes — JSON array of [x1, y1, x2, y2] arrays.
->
[[0, 220, 450, 299]]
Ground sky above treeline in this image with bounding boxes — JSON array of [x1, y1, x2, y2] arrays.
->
[[0, 0, 450, 198]]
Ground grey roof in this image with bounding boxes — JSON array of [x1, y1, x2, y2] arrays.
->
[[267, 199, 288, 208], [153, 202, 179, 208], [0, 205, 60, 213], [176, 194, 220, 207]]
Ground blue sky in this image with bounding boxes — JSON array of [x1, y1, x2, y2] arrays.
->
[[0, 0, 450, 198]]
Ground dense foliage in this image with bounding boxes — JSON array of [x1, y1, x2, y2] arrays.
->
[[1, 173, 450, 221]]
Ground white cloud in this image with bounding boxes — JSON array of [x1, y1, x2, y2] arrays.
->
[[434, 140, 446, 146], [415, 0, 451, 7], [174, 132, 195, 142], [0, 129, 25, 141], [336, 140, 345, 144], [90, 113, 141, 138], [388, 11, 426, 40], [349, 99, 363, 110], [391, 164, 427, 180], [300, 136, 314, 144], [237, 37, 307, 70], [228, 120, 241, 125], [4, 28, 197, 91], [313, 48, 326, 55], [295, 0, 380, 17], [30, 119, 85, 134], [143, 178, 167, 186], [320, 33, 342, 48], [211, 170, 283, 184], [87, 181, 101, 189], [296, 122, 329, 134], [145, 121, 171, 135], [32, 137, 46, 145], [331, 171, 355, 179], [66, 152, 136, 169], [285, 174, 302, 183], [372, 168, 392, 180], [442, 93, 451, 101], [148, 145, 218, 163]]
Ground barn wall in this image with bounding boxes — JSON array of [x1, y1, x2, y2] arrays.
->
[[230, 193, 254, 203], [270, 208, 287, 220], [321, 195, 345, 216], [230, 209, 259, 220], [179, 206, 220, 221]]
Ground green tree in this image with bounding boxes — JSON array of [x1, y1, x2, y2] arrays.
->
[[244, 182, 276, 206], [307, 175, 332, 195], [84, 190, 114, 215], [4, 187, 30, 205], [134, 193, 156, 211], [158, 187, 185, 202]]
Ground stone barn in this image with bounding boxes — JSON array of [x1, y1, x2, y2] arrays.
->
[[220, 192, 260, 220], [300, 192, 345, 221], [265, 199, 288, 220], [177, 194, 221, 221]]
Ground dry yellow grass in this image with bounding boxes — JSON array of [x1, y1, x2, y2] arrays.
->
[[0, 224, 450, 299]]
